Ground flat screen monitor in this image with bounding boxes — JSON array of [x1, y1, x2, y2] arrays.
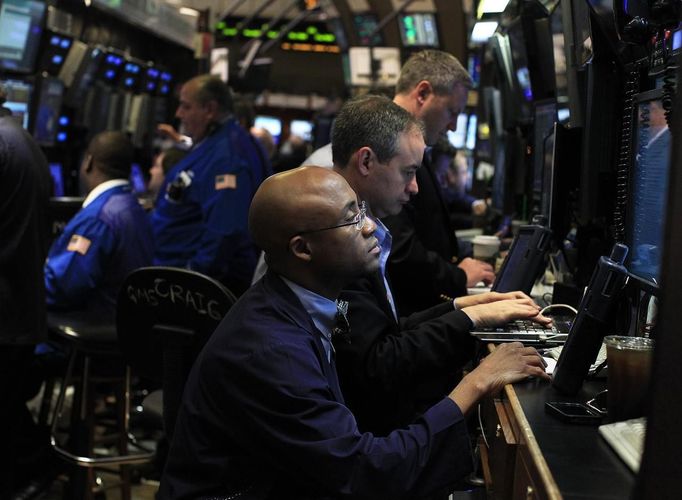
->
[[0, 0, 45, 74], [626, 91, 672, 287], [398, 13, 439, 47], [254, 115, 282, 144], [65, 46, 104, 107], [290, 119, 312, 142], [129, 163, 146, 194], [507, 20, 533, 103], [33, 76, 64, 145], [531, 100, 557, 196], [353, 13, 383, 46], [49, 163, 64, 197], [0, 78, 31, 128], [447, 113, 468, 149], [465, 114, 478, 150]]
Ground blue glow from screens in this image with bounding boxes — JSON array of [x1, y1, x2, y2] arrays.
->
[[447, 113, 467, 149], [558, 108, 570, 122], [56, 132, 67, 142], [50, 36, 60, 46], [254, 115, 282, 142], [51, 54, 63, 65], [60, 39, 70, 49], [628, 98, 671, 285], [466, 114, 478, 150], [146, 82, 156, 91], [49, 163, 64, 197], [290, 119, 313, 141], [517, 67, 533, 101], [148, 68, 159, 78], [105, 69, 115, 79], [160, 84, 169, 94], [160, 72, 171, 82], [58, 115, 68, 126], [125, 63, 139, 73], [673, 30, 682, 51], [124, 77, 134, 87]]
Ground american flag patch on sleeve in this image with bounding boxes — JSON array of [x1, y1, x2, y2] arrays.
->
[[66, 235, 92, 255], [215, 174, 237, 190]]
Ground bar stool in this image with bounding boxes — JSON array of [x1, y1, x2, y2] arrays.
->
[[48, 311, 153, 500]]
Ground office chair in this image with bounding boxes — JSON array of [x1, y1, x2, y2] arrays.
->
[[116, 266, 237, 441]]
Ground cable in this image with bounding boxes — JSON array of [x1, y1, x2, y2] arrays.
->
[[477, 404, 489, 450], [540, 303, 578, 316]]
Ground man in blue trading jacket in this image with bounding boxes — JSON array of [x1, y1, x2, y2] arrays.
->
[[158, 166, 549, 499], [152, 74, 270, 295], [45, 131, 153, 318]]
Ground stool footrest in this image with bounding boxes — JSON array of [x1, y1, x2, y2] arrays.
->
[[51, 436, 154, 467]]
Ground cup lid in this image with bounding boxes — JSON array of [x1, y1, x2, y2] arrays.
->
[[603, 335, 654, 350]]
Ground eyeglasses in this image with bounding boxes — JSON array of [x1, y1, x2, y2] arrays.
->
[[296, 201, 367, 236]]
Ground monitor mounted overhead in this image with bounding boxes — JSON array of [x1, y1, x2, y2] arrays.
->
[[0, 78, 32, 129], [0, 0, 45, 74], [398, 13, 439, 48]]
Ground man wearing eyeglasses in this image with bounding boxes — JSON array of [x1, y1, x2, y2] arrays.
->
[[159, 165, 549, 499], [325, 94, 550, 439]]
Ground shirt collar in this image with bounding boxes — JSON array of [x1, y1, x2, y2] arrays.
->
[[82, 179, 130, 208], [280, 276, 337, 361]]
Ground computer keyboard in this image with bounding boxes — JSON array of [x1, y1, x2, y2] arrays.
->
[[598, 417, 647, 472]]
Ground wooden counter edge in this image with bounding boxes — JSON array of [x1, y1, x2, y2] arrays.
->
[[489, 343, 562, 499]]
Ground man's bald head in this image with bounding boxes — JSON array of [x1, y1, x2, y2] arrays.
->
[[87, 131, 134, 179], [250, 166, 353, 260]]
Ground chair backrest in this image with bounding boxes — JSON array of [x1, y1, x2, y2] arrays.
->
[[116, 266, 237, 438]]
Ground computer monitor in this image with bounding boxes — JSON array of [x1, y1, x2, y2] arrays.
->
[[129, 163, 146, 194], [0, 0, 45, 74], [49, 163, 65, 197], [353, 13, 383, 46], [465, 114, 478, 151], [64, 45, 104, 107], [398, 13, 439, 48], [254, 115, 282, 144], [530, 100, 557, 216], [447, 113, 468, 149], [0, 78, 31, 128], [290, 119, 312, 142], [626, 90, 671, 288], [33, 76, 64, 145]]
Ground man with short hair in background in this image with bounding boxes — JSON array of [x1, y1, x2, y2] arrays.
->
[[152, 74, 270, 295]]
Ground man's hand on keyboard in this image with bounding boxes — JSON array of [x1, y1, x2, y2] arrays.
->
[[449, 342, 550, 414], [459, 257, 495, 287], [455, 291, 532, 309], [461, 298, 553, 328]]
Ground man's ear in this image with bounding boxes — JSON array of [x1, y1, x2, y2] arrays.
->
[[205, 100, 220, 120], [289, 236, 313, 263], [355, 146, 374, 176], [415, 80, 432, 104], [83, 155, 94, 173]]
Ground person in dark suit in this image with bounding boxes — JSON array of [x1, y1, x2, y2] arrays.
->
[[329, 95, 551, 437], [158, 165, 549, 499], [384, 50, 494, 315], [0, 114, 52, 497]]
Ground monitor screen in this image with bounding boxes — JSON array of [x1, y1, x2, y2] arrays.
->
[[65, 46, 104, 107], [0, 79, 31, 128], [129, 163, 146, 194], [33, 76, 64, 145], [353, 13, 383, 46], [254, 115, 282, 143], [447, 113, 468, 149], [465, 114, 478, 151], [532, 100, 557, 195], [290, 119, 312, 142], [0, 0, 45, 74], [398, 13, 439, 47], [49, 163, 64, 197], [627, 93, 671, 286]]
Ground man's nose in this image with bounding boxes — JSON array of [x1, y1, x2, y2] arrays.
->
[[361, 216, 376, 236], [407, 176, 419, 195]]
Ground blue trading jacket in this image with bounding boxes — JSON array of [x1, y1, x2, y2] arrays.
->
[[45, 184, 154, 317], [151, 118, 269, 293]]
